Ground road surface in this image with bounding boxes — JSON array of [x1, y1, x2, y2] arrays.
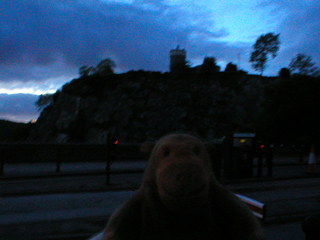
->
[[1, 176, 319, 239]]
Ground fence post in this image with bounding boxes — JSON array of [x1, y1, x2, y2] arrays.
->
[[56, 161, 61, 173], [0, 147, 4, 176], [257, 154, 263, 177], [56, 146, 61, 173], [105, 134, 119, 184], [106, 156, 111, 185], [106, 134, 111, 185], [266, 145, 273, 177], [0, 162, 4, 176]]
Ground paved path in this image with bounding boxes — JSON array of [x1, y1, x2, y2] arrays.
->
[[2, 177, 318, 239], [0, 191, 134, 239]]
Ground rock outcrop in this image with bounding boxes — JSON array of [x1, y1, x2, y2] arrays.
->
[[28, 71, 265, 143]]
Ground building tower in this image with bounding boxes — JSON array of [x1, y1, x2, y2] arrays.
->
[[169, 45, 187, 72]]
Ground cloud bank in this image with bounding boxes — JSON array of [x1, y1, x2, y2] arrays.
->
[[0, 0, 256, 86]]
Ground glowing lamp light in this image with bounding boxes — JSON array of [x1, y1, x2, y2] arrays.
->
[[240, 139, 246, 143]]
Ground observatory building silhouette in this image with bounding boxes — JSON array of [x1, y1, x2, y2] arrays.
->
[[169, 46, 187, 72]]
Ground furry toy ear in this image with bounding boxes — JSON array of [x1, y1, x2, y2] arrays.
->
[[140, 141, 156, 159]]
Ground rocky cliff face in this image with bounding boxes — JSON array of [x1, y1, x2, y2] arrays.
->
[[28, 71, 265, 143]]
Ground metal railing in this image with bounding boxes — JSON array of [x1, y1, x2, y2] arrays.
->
[[0, 143, 145, 184]]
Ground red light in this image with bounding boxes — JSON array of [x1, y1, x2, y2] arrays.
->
[[260, 145, 264, 148], [114, 140, 119, 144]]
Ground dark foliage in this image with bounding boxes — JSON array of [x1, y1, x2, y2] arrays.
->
[[62, 74, 119, 98], [0, 120, 34, 142], [201, 57, 220, 74], [250, 33, 280, 75], [289, 53, 318, 76], [225, 62, 238, 72], [254, 75, 320, 144], [278, 68, 291, 78]]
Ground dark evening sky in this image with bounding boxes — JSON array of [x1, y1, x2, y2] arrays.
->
[[1, 0, 319, 122]]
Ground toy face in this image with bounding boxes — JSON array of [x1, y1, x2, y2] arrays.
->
[[151, 135, 211, 211]]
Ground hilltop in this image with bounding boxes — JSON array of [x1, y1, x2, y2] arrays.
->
[[27, 70, 271, 143]]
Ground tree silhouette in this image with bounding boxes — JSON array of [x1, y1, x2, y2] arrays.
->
[[255, 75, 320, 143], [225, 62, 238, 72], [201, 57, 220, 73], [79, 66, 94, 77], [78, 58, 116, 77], [250, 33, 280, 75], [289, 53, 318, 75], [35, 91, 60, 111], [35, 93, 54, 111], [279, 68, 291, 78], [94, 58, 116, 76]]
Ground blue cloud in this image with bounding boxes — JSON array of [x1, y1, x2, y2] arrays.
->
[[0, 0, 319, 85], [0, 0, 232, 83]]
